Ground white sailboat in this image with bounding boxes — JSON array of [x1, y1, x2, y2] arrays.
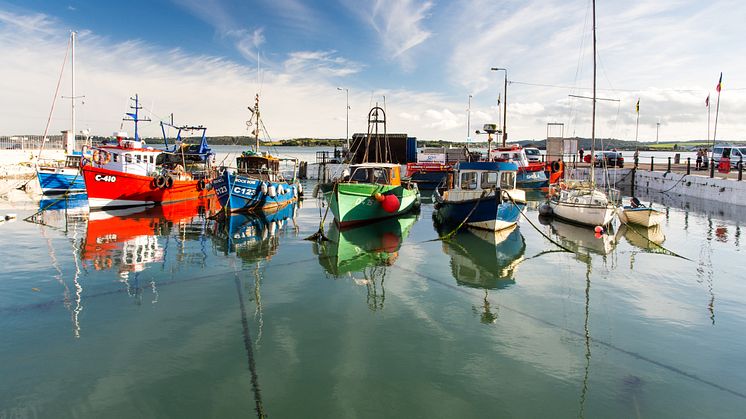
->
[[548, 0, 616, 227]]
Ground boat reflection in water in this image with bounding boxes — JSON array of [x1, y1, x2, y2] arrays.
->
[[438, 225, 526, 324], [81, 197, 218, 277], [617, 224, 665, 250], [211, 203, 298, 262], [541, 215, 618, 257], [314, 214, 418, 310], [440, 225, 526, 290]]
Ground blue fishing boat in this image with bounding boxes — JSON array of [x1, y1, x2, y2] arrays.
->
[[214, 95, 299, 212], [213, 203, 297, 255], [434, 161, 526, 231], [491, 145, 549, 189]]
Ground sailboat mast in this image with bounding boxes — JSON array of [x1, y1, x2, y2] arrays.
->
[[255, 94, 260, 152], [590, 0, 597, 185], [71, 31, 76, 154]]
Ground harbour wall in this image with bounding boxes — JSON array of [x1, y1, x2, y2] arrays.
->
[[570, 166, 746, 207]]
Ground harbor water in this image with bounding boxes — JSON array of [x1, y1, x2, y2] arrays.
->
[[1, 185, 745, 418]]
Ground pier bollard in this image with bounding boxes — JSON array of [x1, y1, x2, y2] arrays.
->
[[686, 158, 691, 175], [710, 158, 715, 178], [739, 158, 743, 181], [650, 156, 654, 172], [667, 157, 672, 173]]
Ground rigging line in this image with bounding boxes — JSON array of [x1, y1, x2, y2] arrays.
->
[[38, 35, 72, 160], [233, 269, 267, 419]]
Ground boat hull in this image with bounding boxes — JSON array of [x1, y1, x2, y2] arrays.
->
[[324, 183, 420, 228], [37, 167, 86, 195], [213, 171, 297, 212], [434, 190, 525, 231], [549, 199, 615, 227], [516, 168, 549, 189], [82, 165, 214, 210], [618, 207, 664, 227]]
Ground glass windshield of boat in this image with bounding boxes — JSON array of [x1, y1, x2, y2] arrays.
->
[[350, 167, 390, 184], [65, 155, 81, 168], [237, 156, 279, 174], [500, 172, 516, 189], [481, 172, 498, 189]]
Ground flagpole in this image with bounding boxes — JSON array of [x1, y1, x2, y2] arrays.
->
[[712, 73, 722, 163]]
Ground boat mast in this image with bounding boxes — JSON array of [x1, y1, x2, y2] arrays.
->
[[590, 0, 597, 187], [123, 94, 150, 140], [254, 94, 260, 152], [70, 31, 76, 155]]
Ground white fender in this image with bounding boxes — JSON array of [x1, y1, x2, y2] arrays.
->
[[268, 185, 277, 198], [261, 182, 268, 194]]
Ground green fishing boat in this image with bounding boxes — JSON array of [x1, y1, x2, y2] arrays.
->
[[323, 106, 420, 227], [324, 163, 420, 227]]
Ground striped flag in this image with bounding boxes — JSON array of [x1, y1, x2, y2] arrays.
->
[[716, 72, 723, 93], [635, 98, 640, 113], [705, 94, 710, 107]]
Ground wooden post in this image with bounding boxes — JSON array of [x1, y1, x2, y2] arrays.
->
[[710, 158, 715, 178], [686, 157, 691, 175], [650, 156, 654, 171], [739, 157, 743, 181], [667, 157, 671, 173]]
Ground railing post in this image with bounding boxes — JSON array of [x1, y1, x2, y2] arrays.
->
[[740, 157, 743, 181], [667, 157, 672, 173], [687, 157, 691, 175], [650, 156, 654, 172], [710, 158, 715, 178]]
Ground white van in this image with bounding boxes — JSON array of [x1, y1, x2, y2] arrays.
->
[[712, 145, 746, 168]]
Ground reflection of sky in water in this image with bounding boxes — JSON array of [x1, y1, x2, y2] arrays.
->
[[1, 190, 745, 418]]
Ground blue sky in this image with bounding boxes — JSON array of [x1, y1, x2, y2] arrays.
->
[[2, 0, 745, 141]]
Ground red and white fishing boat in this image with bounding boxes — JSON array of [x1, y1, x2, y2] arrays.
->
[[82, 95, 215, 210]]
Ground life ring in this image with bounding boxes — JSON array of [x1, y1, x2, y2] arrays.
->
[[92, 150, 100, 164], [197, 179, 206, 190], [165, 175, 175, 188], [105, 257, 113, 269], [102, 151, 111, 164], [551, 161, 561, 172]]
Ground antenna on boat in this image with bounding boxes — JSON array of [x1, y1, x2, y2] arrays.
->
[[123, 94, 151, 140]]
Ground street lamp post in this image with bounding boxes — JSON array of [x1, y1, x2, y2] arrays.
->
[[467, 94, 472, 142], [656, 120, 660, 143], [490, 67, 508, 146], [337, 87, 349, 151]]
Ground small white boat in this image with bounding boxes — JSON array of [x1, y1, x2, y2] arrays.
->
[[617, 199, 664, 227], [548, 184, 616, 227]]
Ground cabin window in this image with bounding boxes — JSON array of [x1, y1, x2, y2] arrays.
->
[[113, 153, 118, 162], [371, 168, 389, 184], [481, 172, 498, 188], [350, 168, 370, 182], [136, 154, 142, 164], [461, 172, 478, 190], [125, 154, 132, 163], [149, 155, 154, 163], [500, 172, 516, 189]]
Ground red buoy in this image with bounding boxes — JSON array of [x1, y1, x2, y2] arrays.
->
[[381, 194, 400, 213]]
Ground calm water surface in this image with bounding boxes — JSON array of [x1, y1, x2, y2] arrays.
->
[[1, 185, 745, 418]]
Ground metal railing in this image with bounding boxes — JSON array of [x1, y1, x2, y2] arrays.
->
[[0, 135, 88, 151]]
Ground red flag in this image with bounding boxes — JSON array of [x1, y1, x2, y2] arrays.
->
[[705, 94, 710, 107], [716, 72, 723, 93]]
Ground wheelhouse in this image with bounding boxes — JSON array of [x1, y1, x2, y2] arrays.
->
[[236, 154, 281, 182], [348, 163, 402, 186], [454, 161, 518, 191]]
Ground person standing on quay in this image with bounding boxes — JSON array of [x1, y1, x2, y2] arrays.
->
[[696, 149, 703, 170], [579, 148, 584, 162]]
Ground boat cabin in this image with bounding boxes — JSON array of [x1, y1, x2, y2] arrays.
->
[[453, 161, 518, 191], [236, 153, 281, 182], [94, 132, 161, 176], [492, 145, 530, 167], [348, 163, 402, 186]]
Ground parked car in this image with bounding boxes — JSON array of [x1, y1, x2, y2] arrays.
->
[[524, 147, 542, 162], [712, 145, 746, 168], [586, 151, 624, 168]]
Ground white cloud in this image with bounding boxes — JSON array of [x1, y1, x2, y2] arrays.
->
[[283, 50, 362, 78], [342, 0, 433, 69]]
